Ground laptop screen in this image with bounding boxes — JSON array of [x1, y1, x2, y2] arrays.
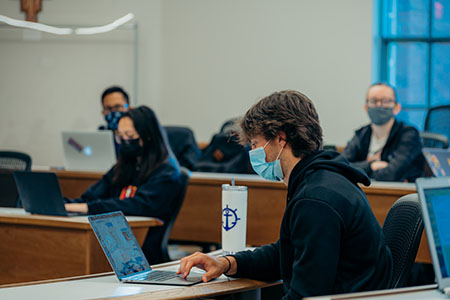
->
[[424, 187, 450, 278], [423, 148, 450, 177], [89, 212, 151, 278]]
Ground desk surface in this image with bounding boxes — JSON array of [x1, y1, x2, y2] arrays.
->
[[0, 253, 279, 300], [305, 284, 447, 300], [0, 207, 162, 229], [0, 209, 162, 285]]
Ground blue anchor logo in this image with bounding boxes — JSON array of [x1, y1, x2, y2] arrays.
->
[[222, 204, 240, 231]]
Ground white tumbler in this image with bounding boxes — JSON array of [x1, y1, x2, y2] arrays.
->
[[221, 184, 248, 255]]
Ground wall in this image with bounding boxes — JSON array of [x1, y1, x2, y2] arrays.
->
[[0, 0, 372, 167], [160, 0, 373, 144], [0, 0, 162, 166]]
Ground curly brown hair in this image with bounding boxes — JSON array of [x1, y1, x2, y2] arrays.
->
[[239, 90, 322, 158]]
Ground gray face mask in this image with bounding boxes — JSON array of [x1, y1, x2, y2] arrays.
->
[[367, 107, 394, 125]]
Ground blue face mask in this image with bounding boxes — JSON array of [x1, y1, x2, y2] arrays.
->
[[249, 141, 284, 181], [104, 111, 124, 130]]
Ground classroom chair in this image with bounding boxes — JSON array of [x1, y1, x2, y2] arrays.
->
[[424, 105, 450, 141], [382, 193, 424, 288], [420, 131, 449, 149], [0, 151, 32, 171], [161, 166, 191, 262]]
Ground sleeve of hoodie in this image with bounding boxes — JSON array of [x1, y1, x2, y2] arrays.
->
[[230, 241, 281, 282], [86, 170, 180, 217], [342, 134, 372, 175], [370, 126, 422, 181], [284, 199, 342, 299]]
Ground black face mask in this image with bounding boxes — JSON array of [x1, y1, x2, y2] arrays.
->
[[119, 138, 142, 158]]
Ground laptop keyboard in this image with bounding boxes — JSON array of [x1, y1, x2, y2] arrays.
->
[[129, 270, 179, 282]]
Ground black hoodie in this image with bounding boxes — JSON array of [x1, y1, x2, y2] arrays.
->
[[231, 150, 393, 299], [342, 120, 424, 182]]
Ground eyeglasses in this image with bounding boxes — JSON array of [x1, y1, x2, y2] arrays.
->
[[102, 104, 128, 115], [366, 98, 396, 107]]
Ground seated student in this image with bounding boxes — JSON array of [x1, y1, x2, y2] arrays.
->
[[177, 90, 393, 299], [342, 82, 423, 182], [99, 86, 131, 156], [66, 105, 182, 264]]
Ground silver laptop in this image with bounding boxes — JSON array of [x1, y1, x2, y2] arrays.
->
[[62, 131, 116, 172], [416, 177, 450, 295], [88, 211, 203, 286]]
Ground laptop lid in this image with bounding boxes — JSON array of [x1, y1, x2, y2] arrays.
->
[[416, 177, 450, 293], [88, 211, 152, 280], [62, 131, 116, 172], [0, 169, 20, 207], [422, 148, 450, 177], [13, 171, 68, 216]]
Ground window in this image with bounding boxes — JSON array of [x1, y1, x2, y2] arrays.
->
[[374, 0, 450, 131]]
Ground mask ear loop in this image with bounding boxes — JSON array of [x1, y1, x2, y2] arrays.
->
[[275, 144, 284, 160], [263, 140, 270, 149]]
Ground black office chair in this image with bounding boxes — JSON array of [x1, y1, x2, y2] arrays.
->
[[164, 126, 202, 171], [0, 151, 32, 171], [424, 105, 450, 141], [160, 167, 190, 262], [382, 193, 424, 288], [420, 131, 449, 149], [0, 151, 32, 207]]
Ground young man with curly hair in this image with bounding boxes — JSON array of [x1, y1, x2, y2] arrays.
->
[[177, 90, 393, 299]]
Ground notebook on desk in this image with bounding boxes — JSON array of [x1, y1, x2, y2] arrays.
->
[[62, 131, 116, 172], [13, 171, 84, 217], [416, 177, 450, 295], [88, 211, 203, 286], [422, 148, 450, 177]]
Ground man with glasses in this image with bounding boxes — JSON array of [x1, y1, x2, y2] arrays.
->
[[342, 82, 423, 182], [99, 86, 131, 156]]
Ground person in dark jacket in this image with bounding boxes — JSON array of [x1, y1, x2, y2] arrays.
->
[[66, 106, 182, 264], [177, 90, 393, 299], [342, 82, 424, 182]]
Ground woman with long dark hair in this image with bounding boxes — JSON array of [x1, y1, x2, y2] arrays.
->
[[66, 105, 182, 264]]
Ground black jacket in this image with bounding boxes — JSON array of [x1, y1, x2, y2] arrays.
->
[[231, 151, 393, 299], [342, 120, 424, 182], [72, 158, 181, 264]]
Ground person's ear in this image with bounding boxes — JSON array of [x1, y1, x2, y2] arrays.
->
[[364, 103, 368, 113], [277, 131, 287, 148], [393, 102, 401, 115]]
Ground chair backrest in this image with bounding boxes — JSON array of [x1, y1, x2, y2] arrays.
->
[[0, 151, 32, 171], [160, 167, 190, 262], [424, 105, 450, 140], [420, 131, 449, 149], [382, 193, 424, 288], [163, 126, 202, 170]]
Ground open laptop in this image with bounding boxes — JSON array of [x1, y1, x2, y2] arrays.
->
[[416, 177, 450, 295], [0, 169, 20, 207], [13, 171, 81, 217], [62, 131, 116, 172], [422, 148, 450, 177], [88, 211, 203, 286]]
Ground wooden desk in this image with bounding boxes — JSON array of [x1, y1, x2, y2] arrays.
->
[[0, 252, 279, 300], [51, 170, 430, 263], [0, 208, 162, 285]]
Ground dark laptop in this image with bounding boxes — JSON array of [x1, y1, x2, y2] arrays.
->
[[13, 171, 80, 216], [422, 148, 450, 177], [0, 169, 20, 207], [88, 211, 203, 286], [416, 177, 450, 295]]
